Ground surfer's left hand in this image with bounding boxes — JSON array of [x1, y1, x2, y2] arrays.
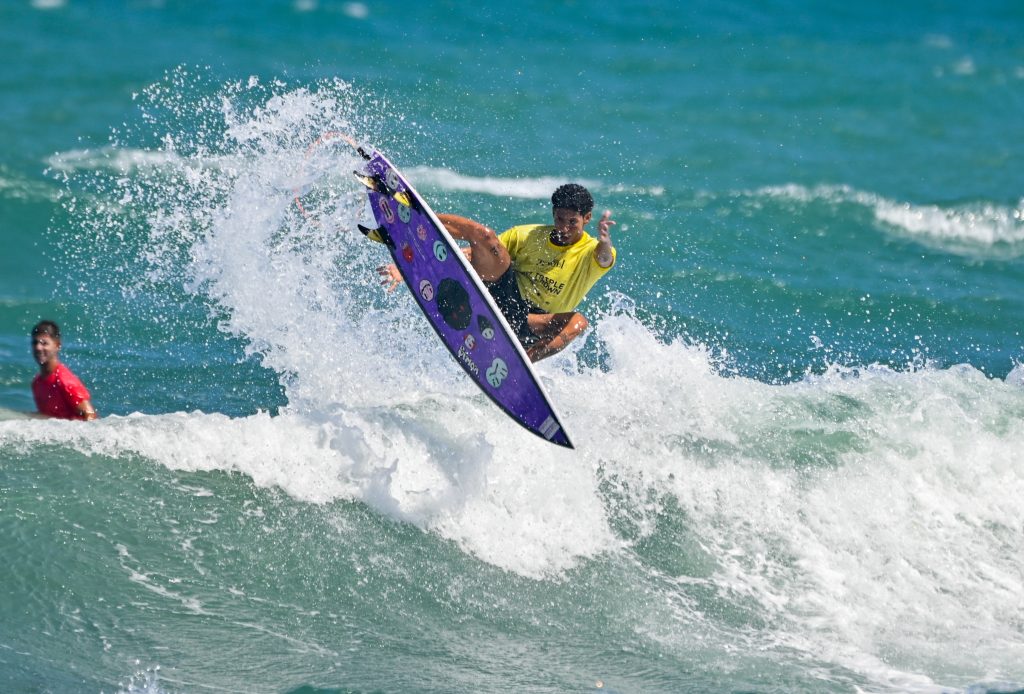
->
[[597, 210, 616, 240]]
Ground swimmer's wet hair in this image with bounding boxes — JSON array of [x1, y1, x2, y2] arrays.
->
[[32, 320, 61, 341]]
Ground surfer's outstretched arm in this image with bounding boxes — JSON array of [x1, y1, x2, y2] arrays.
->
[[525, 312, 589, 362], [437, 214, 510, 282], [594, 210, 616, 268]]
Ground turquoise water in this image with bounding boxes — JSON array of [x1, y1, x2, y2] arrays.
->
[[2, 1, 1024, 692]]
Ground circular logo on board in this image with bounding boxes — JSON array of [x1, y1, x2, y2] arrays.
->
[[464, 334, 476, 350], [385, 169, 400, 191], [419, 279, 435, 301], [397, 202, 411, 224], [436, 278, 472, 330], [433, 240, 448, 262], [417, 224, 428, 241], [477, 315, 495, 340], [378, 198, 394, 223], [486, 358, 508, 388]]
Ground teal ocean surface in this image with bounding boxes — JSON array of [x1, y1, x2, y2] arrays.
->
[[2, 2, 1024, 692]]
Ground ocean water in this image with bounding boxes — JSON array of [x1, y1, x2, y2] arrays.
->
[[2, 1, 1024, 692]]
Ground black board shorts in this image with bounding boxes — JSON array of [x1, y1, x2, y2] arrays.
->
[[485, 268, 541, 345]]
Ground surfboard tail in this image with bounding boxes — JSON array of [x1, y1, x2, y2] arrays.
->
[[353, 171, 416, 210]]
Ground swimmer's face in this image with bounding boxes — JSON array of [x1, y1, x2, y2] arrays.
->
[[32, 333, 60, 367]]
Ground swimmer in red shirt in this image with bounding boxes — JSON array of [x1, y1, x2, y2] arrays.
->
[[31, 320, 98, 420]]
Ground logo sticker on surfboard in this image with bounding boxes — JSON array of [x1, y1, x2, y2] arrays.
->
[[433, 241, 448, 262], [397, 202, 411, 224], [539, 416, 561, 440], [477, 315, 495, 340], [379, 198, 394, 223], [385, 168, 400, 191], [419, 279, 435, 301], [486, 358, 508, 388], [436, 278, 472, 330]]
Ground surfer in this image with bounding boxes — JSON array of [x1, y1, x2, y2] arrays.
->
[[30, 320, 98, 420], [380, 183, 616, 362]]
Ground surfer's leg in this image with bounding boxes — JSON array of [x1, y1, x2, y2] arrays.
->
[[437, 214, 510, 281], [524, 312, 589, 362]]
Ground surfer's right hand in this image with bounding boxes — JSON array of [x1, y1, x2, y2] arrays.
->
[[377, 264, 402, 292]]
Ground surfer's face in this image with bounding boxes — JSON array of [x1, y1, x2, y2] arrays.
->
[[551, 207, 592, 245]]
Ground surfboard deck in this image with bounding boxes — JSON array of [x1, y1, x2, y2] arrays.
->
[[343, 136, 573, 449]]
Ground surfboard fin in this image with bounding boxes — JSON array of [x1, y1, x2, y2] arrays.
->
[[354, 171, 384, 193], [392, 190, 414, 208], [353, 171, 416, 210], [358, 224, 394, 247]]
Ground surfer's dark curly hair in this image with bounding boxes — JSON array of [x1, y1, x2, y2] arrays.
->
[[551, 183, 594, 215]]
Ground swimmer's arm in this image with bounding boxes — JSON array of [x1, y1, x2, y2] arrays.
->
[[77, 400, 98, 420]]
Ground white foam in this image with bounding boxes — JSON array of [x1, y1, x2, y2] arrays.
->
[[953, 57, 977, 76], [405, 166, 662, 200], [342, 2, 368, 19], [0, 165, 61, 202], [754, 184, 1024, 257], [0, 402, 613, 579], [633, 358, 1024, 688], [1006, 364, 1024, 387], [405, 166, 600, 199], [874, 198, 1024, 249], [47, 147, 185, 175], [923, 34, 954, 50]]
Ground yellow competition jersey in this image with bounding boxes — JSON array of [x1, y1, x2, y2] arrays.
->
[[498, 224, 616, 313]]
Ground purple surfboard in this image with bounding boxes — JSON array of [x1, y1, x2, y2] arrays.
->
[[348, 139, 573, 448]]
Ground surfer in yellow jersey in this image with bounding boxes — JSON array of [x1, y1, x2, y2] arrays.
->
[[379, 183, 616, 362]]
